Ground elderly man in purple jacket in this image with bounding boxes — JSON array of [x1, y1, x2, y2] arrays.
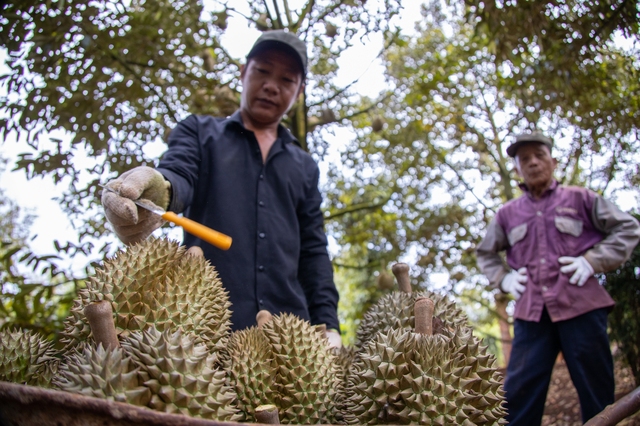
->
[[476, 132, 640, 425]]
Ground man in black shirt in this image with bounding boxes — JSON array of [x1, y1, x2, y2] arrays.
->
[[101, 30, 341, 345]]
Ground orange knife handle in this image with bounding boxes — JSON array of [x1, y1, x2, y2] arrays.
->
[[161, 212, 232, 250]]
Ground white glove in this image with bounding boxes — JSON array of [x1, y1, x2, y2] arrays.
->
[[501, 267, 528, 300], [102, 166, 171, 245], [326, 329, 342, 349], [558, 256, 594, 286]]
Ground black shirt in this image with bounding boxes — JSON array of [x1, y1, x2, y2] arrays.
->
[[157, 112, 340, 331]]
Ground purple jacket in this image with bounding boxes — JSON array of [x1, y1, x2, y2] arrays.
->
[[477, 180, 640, 322]]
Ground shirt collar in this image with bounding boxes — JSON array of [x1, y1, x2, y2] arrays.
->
[[519, 179, 559, 197], [224, 110, 301, 148]]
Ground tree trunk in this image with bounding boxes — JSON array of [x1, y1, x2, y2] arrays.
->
[[495, 292, 512, 366]]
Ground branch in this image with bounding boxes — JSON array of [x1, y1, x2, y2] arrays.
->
[[332, 261, 370, 270], [587, 0, 632, 47], [584, 386, 640, 426], [457, 292, 512, 325], [268, 0, 285, 29], [601, 143, 620, 194], [433, 146, 490, 212], [292, 0, 316, 32], [281, 0, 293, 28], [474, 77, 514, 200], [325, 197, 391, 221], [309, 31, 400, 108]]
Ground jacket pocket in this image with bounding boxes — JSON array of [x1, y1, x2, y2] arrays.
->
[[508, 223, 528, 247], [555, 216, 583, 237]]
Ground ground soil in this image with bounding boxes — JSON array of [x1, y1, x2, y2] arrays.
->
[[540, 357, 640, 425]]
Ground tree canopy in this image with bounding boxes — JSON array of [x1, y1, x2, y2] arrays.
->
[[1, 0, 639, 353]]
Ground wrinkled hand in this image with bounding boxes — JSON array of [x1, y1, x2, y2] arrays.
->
[[101, 166, 171, 245], [326, 329, 342, 349], [558, 256, 594, 286], [501, 267, 528, 300]]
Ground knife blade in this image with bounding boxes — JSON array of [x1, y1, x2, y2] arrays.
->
[[100, 185, 232, 250]]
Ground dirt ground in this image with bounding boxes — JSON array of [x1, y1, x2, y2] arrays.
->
[[541, 357, 639, 425]]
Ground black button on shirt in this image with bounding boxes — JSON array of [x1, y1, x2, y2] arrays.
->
[[157, 111, 339, 331]]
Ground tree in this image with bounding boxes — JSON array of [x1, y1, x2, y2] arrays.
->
[[0, 157, 82, 344], [325, 0, 640, 358], [605, 219, 640, 387], [0, 0, 402, 254], [0, 0, 404, 340]]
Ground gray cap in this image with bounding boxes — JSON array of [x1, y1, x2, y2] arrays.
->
[[247, 30, 307, 76], [507, 132, 553, 157]]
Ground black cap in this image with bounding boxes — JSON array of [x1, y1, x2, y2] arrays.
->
[[507, 132, 553, 157], [246, 30, 307, 76]]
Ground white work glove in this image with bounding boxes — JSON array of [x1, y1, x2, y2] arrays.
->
[[326, 329, 343, 349], [101, 166, 171, 245], [500, 267, 528, 300], [558, 256, 594, 287]]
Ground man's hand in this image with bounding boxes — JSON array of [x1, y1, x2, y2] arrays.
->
[[102, 166, 171, 245], [326, 329, 342, 349], [558, 256, 594, 286], [501, 267, 528, 300]]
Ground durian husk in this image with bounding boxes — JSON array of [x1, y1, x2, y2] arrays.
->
[[54, 342, 151, 406], [342, 327, 507, 425], [225, 326, 276, 422], [331, 344, 358, 425], [61, 238, 232, 352], [262, 313, 341, 425], [121, 326, 241, 422], [354, 290, 467, 350], [0, 328, 59, 388]]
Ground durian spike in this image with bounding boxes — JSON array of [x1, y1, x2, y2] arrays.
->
[[256, 310, 273, 328], [391, 262, 411, 293], [255, 404, 280, 424], [84, 301, 119, 349], [414, 297, 435, 335], [315, 323, 327, 336], [186, 245, 204, 257]]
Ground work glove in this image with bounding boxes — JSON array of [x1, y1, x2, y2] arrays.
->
[[500, 267, 528, 300], [326, 329, 342, 349], [102, 166, 171, 245], [558, 256, 594, 287]]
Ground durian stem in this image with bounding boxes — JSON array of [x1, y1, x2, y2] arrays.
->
[[392, 262, 411, 293], [185, 245, 204, 257], [255, 404, 280, 424], [256, 310, 273, 328], [84, 300, 120, 349], [415, 298, 435, 336]]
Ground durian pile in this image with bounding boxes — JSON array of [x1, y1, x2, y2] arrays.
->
[[0, 237, 506, 424]]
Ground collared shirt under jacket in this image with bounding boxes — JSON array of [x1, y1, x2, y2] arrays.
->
[[476, 180, 640, 323], [156, 111, 340, 331]]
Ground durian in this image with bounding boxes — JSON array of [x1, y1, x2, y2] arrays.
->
[[0, 328, 58, 388], [355, 262, 468, 349], [61, 238, 232, 351], [261, 313, 341, 425], [225, 326, 276, 422], [342, 298, 507, 425], [121, 326, 241, 421], [354, 290, 467, 350], [54, 342, 151, 406]]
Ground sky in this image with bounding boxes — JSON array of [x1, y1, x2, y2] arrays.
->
[[0, 0, 424, 274]]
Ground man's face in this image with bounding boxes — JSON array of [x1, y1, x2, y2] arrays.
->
[[240, 49, 303, 128], [515, 143, 557, 191]]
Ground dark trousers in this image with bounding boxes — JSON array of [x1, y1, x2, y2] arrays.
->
[[505, 307, 614, 425]]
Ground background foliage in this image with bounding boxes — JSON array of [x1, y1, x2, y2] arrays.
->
[[605, 216, 640, 387], [1, 0, 640, 366]]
